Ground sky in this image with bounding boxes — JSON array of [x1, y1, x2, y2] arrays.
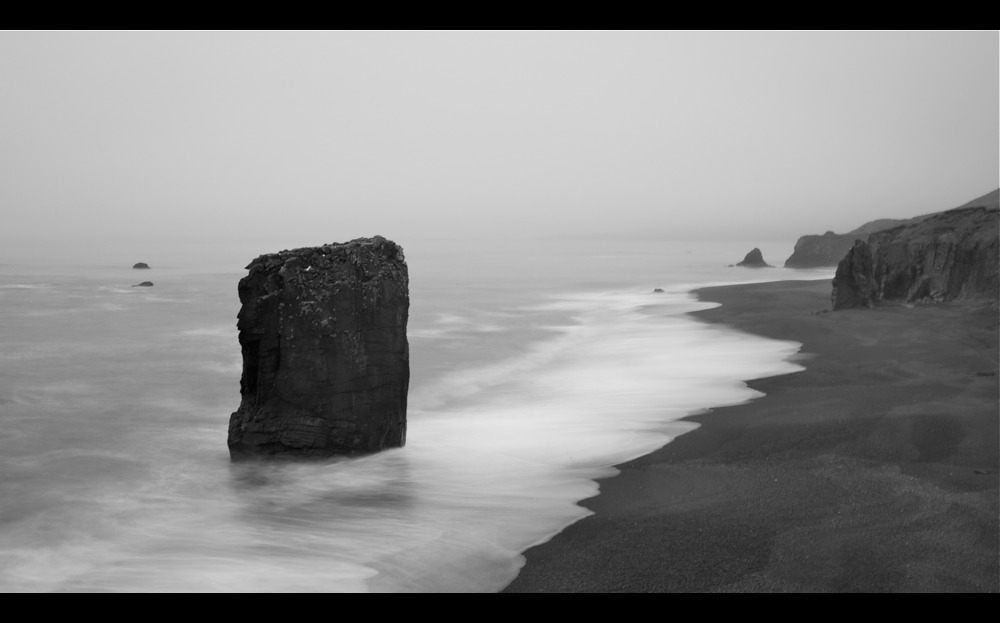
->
[[1, 31, 997, 250]]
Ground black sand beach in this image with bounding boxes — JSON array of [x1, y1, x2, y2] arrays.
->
[[502, 279, 999, 592]]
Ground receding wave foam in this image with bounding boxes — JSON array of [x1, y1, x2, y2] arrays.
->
[[372, 288, 803, 590], [0, 284, 53, 290], [0, 285, 804, 593], [410, 312, 507, 340], [180, 326, 234, 339]]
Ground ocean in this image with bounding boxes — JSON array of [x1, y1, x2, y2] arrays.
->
[[0, 236, 832, 592]]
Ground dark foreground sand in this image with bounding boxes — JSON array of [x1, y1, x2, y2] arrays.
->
[[502, 279, 999, 592]]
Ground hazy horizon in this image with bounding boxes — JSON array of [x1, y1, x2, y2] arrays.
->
[[2, 31, 997, 256]]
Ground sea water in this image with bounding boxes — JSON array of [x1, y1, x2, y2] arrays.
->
[[0, 236, 832, 592]]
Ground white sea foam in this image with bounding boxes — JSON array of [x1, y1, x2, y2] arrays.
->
[[97, 286, 137, 294], [197, 359, 244, 376], [0, 283, 53, 290], [379, 287, 802, 590], [142, 296, 190, 303], [0, 240, 817, 593], [410, 312, 507, 340], [22, 307, 85, 317]]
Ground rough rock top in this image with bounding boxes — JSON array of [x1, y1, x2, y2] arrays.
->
[[244, 235, 405, 277]]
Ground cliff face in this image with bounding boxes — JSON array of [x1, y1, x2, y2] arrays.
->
[[831, 206, 999, 310], [784, 219, 913, 268], [228, 236, 409, 460], [830, 240, 877, 309], [787, 189, 1000, 269], [784, 231, 858, 268]]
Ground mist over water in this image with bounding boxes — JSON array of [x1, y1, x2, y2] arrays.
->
[[0, 237, 831, 592]]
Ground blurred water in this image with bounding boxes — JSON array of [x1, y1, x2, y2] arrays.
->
[[0, 236, 831, 592]]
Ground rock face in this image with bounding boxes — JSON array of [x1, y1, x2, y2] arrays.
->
[[830, 241, 876, 309], [787, 189, 999, 268], [736, 248, 771, 268], [228, 236, 409, 460], [832, 204, 999, 310], [133, 262, 150, 269], [784, 219, 914, 268]]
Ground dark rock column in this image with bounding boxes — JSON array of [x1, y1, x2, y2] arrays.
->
[[228, 236, 409, 460]]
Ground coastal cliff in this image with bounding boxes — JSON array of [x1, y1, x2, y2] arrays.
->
[[784, 218, 914, 268], [788, 189, 1000, 269], [832, 202, 999, 310], [228, 236, 409, 460]]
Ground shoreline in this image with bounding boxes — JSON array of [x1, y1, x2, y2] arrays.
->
[[501, 278, 999, 592]]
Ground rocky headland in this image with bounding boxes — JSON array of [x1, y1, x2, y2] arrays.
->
[[786, 189, 999, 269], [784, 219, 916, 268], [832, 202, 999, 310], [228, 236, 410, 461]]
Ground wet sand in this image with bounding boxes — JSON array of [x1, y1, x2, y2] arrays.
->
[[502, 279, 999, 592]]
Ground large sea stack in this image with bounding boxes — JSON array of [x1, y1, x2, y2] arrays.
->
[[832, 200, 999, 310], [228, 236, 409, 460]]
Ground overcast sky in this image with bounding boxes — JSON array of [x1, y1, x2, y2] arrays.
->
[[1, 31, 997, 248]]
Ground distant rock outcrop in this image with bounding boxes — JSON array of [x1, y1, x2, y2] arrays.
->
[[132, 281, 154, 287], [785, 189, 1000, 268], [787, 189, 1000, 268], [736, 248, 771, 268], [832, 203, 999, 310], [228, 236, 409, 461], [133, 262, 150, 269], [784, 220, 914, 268]]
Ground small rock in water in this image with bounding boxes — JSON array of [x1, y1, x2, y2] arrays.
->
[[133, 262, 150, 269], [652, 288, 665, 293], [132, 281, 154, 287]]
